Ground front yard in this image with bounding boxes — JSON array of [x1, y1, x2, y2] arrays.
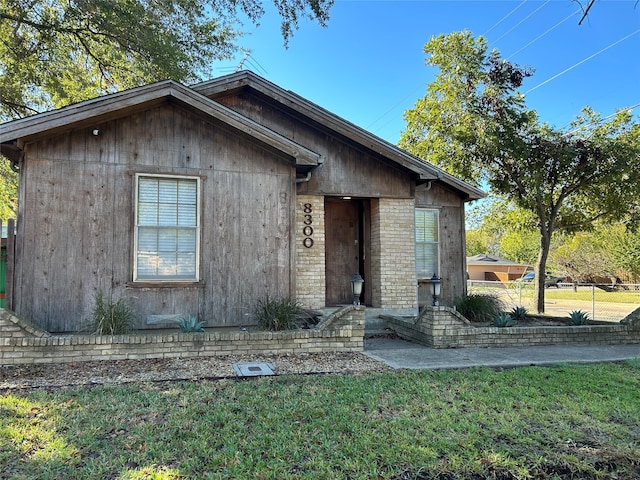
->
[[2, 361, 640, 479]]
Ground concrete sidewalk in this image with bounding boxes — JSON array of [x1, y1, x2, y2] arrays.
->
[[363, 336, 640, 370]]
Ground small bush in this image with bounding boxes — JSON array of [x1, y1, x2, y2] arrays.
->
[[454, 293, 504, 323], [510, 306, 528, 321], [494, 312, 515, 327], [179, 316, 206, 333], [569, 310, 590, 325], [92, 292, 134, 335], [254, 295, 311, 331]]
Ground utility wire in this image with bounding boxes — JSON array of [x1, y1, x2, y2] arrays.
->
[[562, 102, 640, 136], [483, 0, 528, 36], [490, 0, 552, 46], [525, 28, 640, 94], [506, 8, 582, 60], [366, 83, 426, 131]]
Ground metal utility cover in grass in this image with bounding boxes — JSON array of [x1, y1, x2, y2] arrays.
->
[[232, 362, 275, 377]]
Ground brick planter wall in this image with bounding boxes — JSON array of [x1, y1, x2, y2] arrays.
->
[[384, 306, 640, 349], [0, 307, 365, 366]]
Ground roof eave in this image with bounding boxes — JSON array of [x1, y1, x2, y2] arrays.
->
[[194, 71, 485, 201], [0, 80, 321, 169]]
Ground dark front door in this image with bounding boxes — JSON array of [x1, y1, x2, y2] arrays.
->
[[325, 198, 368, 306]]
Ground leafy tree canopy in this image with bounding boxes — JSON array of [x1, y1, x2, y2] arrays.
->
[[0, 0, 332, 120], [401, 31, 640, 312]]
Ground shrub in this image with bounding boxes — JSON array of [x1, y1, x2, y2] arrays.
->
[[92, 292, 134, 335], [510, 306, 528, 322], [494, 312, 515, 327], [179, 316, 206, 333], [254, 295, 311, 331], [569, 310, 590, 325], [454, 293, 504, 323]]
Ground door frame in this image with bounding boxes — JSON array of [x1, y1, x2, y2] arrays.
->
[[324, 197, 371, 306]]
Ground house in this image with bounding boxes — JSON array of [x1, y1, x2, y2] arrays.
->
[[0, 71, 483, 333], [466, 254, 529, 283]]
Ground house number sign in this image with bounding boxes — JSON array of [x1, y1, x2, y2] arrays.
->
[[302, 203, 314, 248]]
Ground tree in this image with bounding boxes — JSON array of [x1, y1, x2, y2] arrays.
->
[[609, 224, 640, 282], [0, 159, 17, 221], [400, 31, 640, 313], [552, 230, 616, 283], [0, 0, 333, 120]]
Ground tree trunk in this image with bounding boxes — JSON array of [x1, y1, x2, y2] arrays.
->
[[535, 230, 553, 313]]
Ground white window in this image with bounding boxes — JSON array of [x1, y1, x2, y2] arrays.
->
[[415, 208, 439, 278], [134, 175, 199, 281]]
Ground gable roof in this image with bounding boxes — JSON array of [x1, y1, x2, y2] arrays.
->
[[194, 71, 484, 201], [467, 254, 528, 267], [0, 80, 321, 168], [0, 72, 484, 200]]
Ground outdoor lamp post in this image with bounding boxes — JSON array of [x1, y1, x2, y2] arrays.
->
[[429, 273, 441, 306], [351, 273, 364, 305]]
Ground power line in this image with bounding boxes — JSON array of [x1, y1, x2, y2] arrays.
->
[[525, 28, 640, 95], [483, 0, 528, 36], [506, 8, 581, 60], [490, 0, 552, 47], [366, 82, 426, 131], [562, 102, 640, 136]]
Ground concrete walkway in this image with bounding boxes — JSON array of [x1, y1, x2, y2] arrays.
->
[[363, 336, 640, 370]]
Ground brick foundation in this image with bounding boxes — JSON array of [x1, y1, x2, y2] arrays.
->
[[0, 307, 365, 366]]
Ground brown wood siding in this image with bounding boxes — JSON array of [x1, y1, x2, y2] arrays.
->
[[14, 103, 295, 332], [216, 92, 414, 199], [415, 182, 468, 305]]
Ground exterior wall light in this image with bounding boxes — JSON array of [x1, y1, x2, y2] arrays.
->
[[351, 272, 364, 305], [429, 273, 441, 306]]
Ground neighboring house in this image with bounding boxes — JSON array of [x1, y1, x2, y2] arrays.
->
[[466, 254, 529, 282], [0, 71, 483, 333]]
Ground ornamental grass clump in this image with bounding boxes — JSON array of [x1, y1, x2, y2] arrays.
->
[[254, 295, 311, 331], [92, 292, 134, 335], [454, 292, 504, 323]]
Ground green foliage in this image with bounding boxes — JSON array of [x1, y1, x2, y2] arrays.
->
[[510, 306, 528, 321], [454, 292, 504, 323], [569, 310, 590, 326], [0, 159, 17, 221], [402, 30, 640, 313], [92, 292, 134, 335], [493, 312, 514, 327], [0, 0, 333, 120], [179, 316, 206, 333], [609, 223, 640, 282], [254, 295, 312, 331]]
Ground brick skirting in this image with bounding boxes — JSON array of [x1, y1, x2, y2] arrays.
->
[[0, 307, 365, 366], [384, 306, 640, 349]]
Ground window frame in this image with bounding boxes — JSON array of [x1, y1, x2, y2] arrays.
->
[[414, 208, 440, 279], [133, 173, 201, 283]]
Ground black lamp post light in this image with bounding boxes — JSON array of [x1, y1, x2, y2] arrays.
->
[[429, 273, 441, 306], [351, 272, 364, 305]]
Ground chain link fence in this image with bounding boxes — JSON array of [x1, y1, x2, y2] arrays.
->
[[467, 280, 640, 322]]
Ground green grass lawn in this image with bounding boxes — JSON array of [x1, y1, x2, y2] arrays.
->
[[2, 362, 640, 479], [470, 284, 640, 305]]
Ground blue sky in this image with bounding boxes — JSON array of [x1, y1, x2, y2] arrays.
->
[[214, 0, 640, 144]]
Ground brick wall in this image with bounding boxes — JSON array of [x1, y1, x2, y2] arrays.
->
[[370, 198, 417, 313], [385, 307, 640, 348], [0, 307, 365, 366], [295, 195, 326, 309]]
